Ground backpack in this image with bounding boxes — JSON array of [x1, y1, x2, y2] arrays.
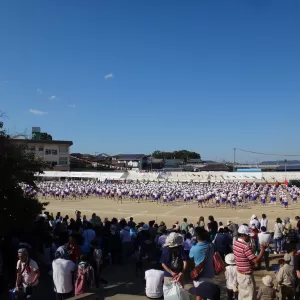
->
[[286, 229, 297, 244], [169, 246, 183, 274], [74, 263, 94, 296]]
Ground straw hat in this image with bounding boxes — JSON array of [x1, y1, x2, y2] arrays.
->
[[262, 275, 273, 287], [225, 253, 236, 265]]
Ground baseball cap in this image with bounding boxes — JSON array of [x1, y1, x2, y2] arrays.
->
[[284, 254, 291, 262], [238, 225, 254, 237]]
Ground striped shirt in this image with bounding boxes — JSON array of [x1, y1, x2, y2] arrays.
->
[[233, 239, 256, 274]]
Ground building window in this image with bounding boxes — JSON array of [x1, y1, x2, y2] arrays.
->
[[59, 157, 68, 165], [29, 146, 36, 151], [45, 149, 51, 155], [52, 149, 58, 155], [38, 146, 44, 152], [59, 145, 68, 153]]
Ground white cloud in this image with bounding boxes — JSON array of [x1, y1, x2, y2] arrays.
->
[[104, 73, 113, 79], [49, 95, 57, 100], [36, 88, 42, 94], [29, 109, 48, 115], [68, 104, 76, 108]]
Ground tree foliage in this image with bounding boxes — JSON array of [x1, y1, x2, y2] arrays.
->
[[152, 150, 201, 162], [0, 118, 49, 236]]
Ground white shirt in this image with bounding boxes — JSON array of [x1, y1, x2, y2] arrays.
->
[[260, 218, 268, 230], [16, 259, 39, 287], [82, 229, 96, 245], [225, 265, 237, 289], [120, 226, 131, 243], [258, 232, 271, 251], [52, 258, 76, 294], [145, 269, 164, 298]]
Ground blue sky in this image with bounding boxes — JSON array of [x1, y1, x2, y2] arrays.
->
[[0, 0, 300, 162]]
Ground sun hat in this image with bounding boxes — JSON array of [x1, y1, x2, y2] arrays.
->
[[141, 224, 150, 231], [262, 275, 273, 287], [163, 232, 183, 248], [227, 220, 233, 226], [238, 225, 254, 237], [18, 248, 28, 256], [225, 253, 236, 265], [284, 253, 292, 262]]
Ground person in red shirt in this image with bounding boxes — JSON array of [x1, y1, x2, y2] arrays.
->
[[68, 235, 80, 264], [233, 225, 267, 300]]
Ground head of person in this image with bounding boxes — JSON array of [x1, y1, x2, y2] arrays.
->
[[54, 245, 69, 260], [283, 254, 292, 264], [18, 248, 29, 263], [195, 226, 209, 242], [225, 253, 236, 266], [278, 259, 284, 267], [130, 217, 133, 222], [260, 226, 267, 233], [262, 214, 266, 219], [224, 227, 229, 233], [189, 223, 194, 228], [219, 222, 223, 226], [218, 228, 224, 234], [149, 220, 155, 227], [276, 218, 282, 224], [262, 275, 274, 288], [183, 218, 187, 223], [163, 232, 183, 248], [238, 225, 254, 243], [199, 216, 204, 222], [208, 215, 214, 222], [80, 254, 88, 263]]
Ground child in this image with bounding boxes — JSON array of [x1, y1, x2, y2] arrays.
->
[[257, 275, 276, 300], [225, 253, 238, 300], [75, 254, 95, 296]]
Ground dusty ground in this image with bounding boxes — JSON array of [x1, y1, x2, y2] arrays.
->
[[43, 196, 300, 228]]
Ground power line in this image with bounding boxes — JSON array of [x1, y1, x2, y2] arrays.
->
[[236, 148, 300, 157]]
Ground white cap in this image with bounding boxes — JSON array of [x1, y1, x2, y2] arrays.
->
[[238, 225, 254, 237]]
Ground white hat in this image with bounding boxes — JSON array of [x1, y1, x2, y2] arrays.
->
[[227, 220, 233, 226], [262, 275, 273, 287], [238, 225, 254, 237], [164, 232, 183, 248], [225, 253, 236, 265], [284, 254, 291, 262]]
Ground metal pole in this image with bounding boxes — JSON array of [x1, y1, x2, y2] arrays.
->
[[233, 148, 236, 172], [285, 159, 287, 174]]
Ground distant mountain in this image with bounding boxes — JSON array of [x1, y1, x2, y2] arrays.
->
[[260, 160, 300, 165]]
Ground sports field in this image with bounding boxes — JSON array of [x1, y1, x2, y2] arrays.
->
[[43, 196, 300, 228]]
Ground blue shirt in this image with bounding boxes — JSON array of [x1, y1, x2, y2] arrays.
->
[[189, 241, 215, 279], [160, 246, 188, 277]]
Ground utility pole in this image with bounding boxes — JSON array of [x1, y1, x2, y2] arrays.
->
[[233, 148, 236, 172]]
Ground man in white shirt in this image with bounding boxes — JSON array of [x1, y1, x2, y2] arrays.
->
[[260, 214, 268, 231], [258, 226, 271, 270], [52, 248, 76, 299], [145, 268, 164, 299]]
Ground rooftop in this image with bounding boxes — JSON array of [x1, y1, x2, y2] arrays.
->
[[12, 138, 73, 146], [114, 154, 146, 160]]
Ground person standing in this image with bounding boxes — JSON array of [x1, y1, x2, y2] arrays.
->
[[189, 227, 215, 287], [233, 225, 267, 300], [52, 247, 75, 300], [15, 248, 40, 299], [180, 218, 189, 233], [276, 254, 295, 300], [260, 214, 268, 232], [160, 232, 187, 286], [258, 226, 272, 270], [274, 218, 284, 254]]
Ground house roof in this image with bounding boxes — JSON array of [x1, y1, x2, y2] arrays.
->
[[114, 154, 146, 160]]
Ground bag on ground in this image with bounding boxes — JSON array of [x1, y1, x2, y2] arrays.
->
[[163, 281, 189, 300]]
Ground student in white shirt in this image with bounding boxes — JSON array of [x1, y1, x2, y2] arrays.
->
[[224, 254, 238, 300], [145, 267, 164, 299], [258, 226, 271, 269], [260, 214, 268, 231]]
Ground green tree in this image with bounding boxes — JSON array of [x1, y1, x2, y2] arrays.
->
[[152, 150, 201, 162], [0, 119, 49, 236]]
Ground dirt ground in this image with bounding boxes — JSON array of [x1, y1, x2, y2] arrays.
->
[[43, 196, 300, 228]]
